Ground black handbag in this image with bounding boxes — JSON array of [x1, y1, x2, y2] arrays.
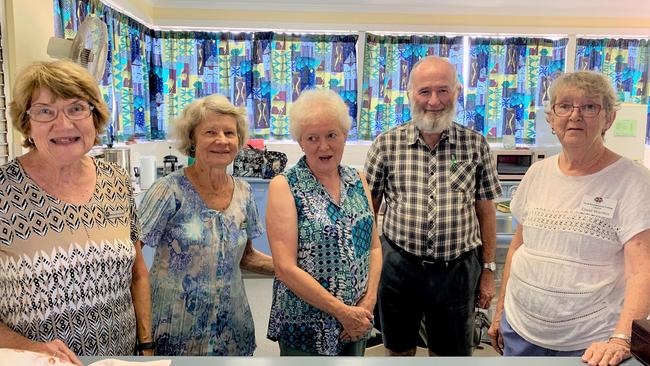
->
[[233, 145, 287, 179], [262, 150, 288, 179]]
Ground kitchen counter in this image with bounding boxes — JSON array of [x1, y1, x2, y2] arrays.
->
[[79, 356, 643, 366]]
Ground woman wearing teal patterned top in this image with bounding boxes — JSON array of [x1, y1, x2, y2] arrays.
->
[[266, 89, 382, 356]]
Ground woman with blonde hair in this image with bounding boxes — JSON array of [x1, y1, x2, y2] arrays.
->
[[0, 60, 151, 364], [139, 94, 273, 356]]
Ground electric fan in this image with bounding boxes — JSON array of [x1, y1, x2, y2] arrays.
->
[[47, 16, 109, 81]]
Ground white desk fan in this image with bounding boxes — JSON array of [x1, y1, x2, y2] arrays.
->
[[47, 16, 109, 81], [46, 16, 115, 145]]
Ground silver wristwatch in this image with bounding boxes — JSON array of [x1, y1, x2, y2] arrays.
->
[[483, 262, 497, 272]]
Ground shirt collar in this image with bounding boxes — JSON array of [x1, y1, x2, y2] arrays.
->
[[406, 121, 459, 147]]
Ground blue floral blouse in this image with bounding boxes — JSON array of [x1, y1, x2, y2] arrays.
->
[[266, 157, 374, 355], [138, 169, 263, 356]]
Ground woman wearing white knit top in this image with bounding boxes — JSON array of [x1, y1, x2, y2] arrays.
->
[[488, 71, 650, 366]]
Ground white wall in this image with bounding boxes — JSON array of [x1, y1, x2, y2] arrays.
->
[[5, 0, 54, 158]]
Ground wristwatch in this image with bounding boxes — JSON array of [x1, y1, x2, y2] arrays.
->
[[135, 341, 156, 355], [483, 262, 497, 272]]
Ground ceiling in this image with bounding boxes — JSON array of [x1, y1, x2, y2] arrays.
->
[[146, 0, 650, 19]]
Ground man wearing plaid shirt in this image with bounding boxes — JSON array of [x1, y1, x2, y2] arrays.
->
[[365, 56, 501, 356]]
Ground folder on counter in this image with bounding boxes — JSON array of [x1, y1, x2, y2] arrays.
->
[[496, 200, 511, 213]]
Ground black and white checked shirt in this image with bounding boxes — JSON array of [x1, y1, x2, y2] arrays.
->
[[365, 122, 501, 261]]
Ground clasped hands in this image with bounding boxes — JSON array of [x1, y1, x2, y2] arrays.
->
[[337, 305, 374, 343]]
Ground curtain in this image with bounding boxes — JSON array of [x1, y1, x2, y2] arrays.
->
[[575, 38, 650, 144], [250, 33, 358, 140], [54, 2, 359, 141], [54, 0, 152, 143], [465, 37, 567, 144], [149, 31, 254, 140], [359, 33, 464, 140]]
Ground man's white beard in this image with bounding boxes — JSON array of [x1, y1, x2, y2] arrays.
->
[[412, 104, 456, 134]]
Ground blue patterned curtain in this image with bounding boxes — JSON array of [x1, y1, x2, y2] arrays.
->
[[54, 0, 152, 143], [465, 37, 567, 144], [148, 31, 254, 140], [54, 1, 358, 142], [359, 33, 464, 140], [574, 38, 650, 144], [250, 33, 358, 140]]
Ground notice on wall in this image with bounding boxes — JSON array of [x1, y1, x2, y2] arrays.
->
[[613, 119, 638, 137], [604, 103, 648, 161]]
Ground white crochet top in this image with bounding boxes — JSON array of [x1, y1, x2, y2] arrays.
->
[[506, 154, 650, 351]]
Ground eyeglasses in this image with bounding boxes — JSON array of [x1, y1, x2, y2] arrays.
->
[[552, 103, 602, 117], [27, 102, 94, 123]]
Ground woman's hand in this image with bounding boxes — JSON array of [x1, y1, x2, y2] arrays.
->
[[581, 340, 630, 366], [31, 339, 82, 366], [355, 293, 376, 316], [487, 316, 504, 355], [336, 305, 373, 340]]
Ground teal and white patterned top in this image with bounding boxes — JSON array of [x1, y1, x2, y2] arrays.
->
[[266, 157, 374, 355], [139, 169, 263, 356]]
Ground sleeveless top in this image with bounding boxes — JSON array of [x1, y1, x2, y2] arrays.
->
[[267, 157, 374, 355]]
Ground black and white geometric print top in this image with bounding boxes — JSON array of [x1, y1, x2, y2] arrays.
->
[[0, 158, 140, 355]]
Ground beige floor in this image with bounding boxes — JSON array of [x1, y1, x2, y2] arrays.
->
[[244, 277, 500, 357], [365, 345, 499, 356]]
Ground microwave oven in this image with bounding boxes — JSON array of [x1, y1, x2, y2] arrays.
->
[[492, 149, 545, 181]]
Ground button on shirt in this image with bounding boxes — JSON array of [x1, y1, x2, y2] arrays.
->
[[364, 122, 501, 261]]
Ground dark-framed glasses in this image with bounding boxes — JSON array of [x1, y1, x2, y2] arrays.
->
[[552, 103, 602, 117], [27, 102, 94, 123]]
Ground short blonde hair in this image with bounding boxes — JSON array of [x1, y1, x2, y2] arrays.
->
[[173, 94, 249, 157], [9, 60, 110, 149], [289, 89, 351, 141]]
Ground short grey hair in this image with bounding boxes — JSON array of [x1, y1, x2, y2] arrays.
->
[[406, 56, 460, 94], [546, 71, 621, 119], [173, 94, 249, 157], [289, 89, 351, 141]]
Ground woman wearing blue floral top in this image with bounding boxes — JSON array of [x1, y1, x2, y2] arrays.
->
[[139, 95, 274, 356], [266, 89, 382, 356]]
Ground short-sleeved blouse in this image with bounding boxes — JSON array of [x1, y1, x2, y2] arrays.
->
[[0, 158, 139, 355], [139, 169, 263, 356]]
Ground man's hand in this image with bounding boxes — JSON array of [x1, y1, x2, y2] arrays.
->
[[476, 270, 496, 309]]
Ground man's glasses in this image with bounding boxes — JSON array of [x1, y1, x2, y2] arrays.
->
[[552, 103, 602, 117], [27, 102, 94, 123]]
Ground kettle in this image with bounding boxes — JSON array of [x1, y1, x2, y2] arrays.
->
[[163, 148, 179, 175], [101, 147, 131, 175]]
